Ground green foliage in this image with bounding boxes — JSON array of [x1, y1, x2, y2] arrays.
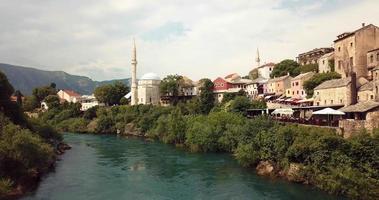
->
[[160, 74, 183, 105], [0, 71, 14, 105], [221, 89, 246, 104], [56, 118, 89, 133], [0, 178, 13, 199], [23, 95, 40, 111], [83, 106, 98, 120], [299, 64, 318, 73], [270, 59, 300, 78], [94, 81, 129, 106], [44, 95, 60, 109], [303, 72, 341, 98], [32, 85, 56, 102], [198, 78, 215, 114]]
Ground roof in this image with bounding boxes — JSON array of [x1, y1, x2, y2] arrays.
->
[[140, 73, 160, 80], [368, 47, 379, 53], [298, 48, 334, 57], [339, 101, 379, 113], [319, 52, 334, 59], [314, 77, 351, 90], [224, 73, 240, 80], [334, 24, 379, 42], [62, 89, 81, 97], [258, 62, 275, 69], [268, 75, 291, 83], [359, 81, 374, 91], [250, 77, 268, 84], [292, 72, 315, 81]]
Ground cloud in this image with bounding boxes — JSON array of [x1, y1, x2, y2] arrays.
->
[[0, 0, 378, 81]]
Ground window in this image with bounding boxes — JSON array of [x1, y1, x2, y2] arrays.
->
[[149, 97, 152, 103], [350, 57, 353, 67], [350, 42, 353, 47], [338, 60, 342, 69], [302, 91, 304, 95], [370, 55, 374, 63], [322, 60, 325, 65], [297, 91, 299, 94], [331, 100, 334, 104], [292, 91, 295, 95], [296, 82, 299, 86], [340, 99, 343, 103], [338, 47, 341, 52], [324, 100, 327, 105], [371, 95, 374, 100]]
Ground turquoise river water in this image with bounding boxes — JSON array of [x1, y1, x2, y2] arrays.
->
[[21, 133, 344, 200]]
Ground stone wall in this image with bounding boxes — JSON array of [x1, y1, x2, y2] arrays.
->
[[339, 119, 365, 138]]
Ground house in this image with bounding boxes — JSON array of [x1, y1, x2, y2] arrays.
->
[[367, 48, 379, 79], [267, 74, 291, 96], [339, 101, 379, 138], [213, 73, 252, 102], [80, 95, 104, 111], [313, 77, 353, 106], [318, 52, 334, 73], [297, 48, 334, 65], [257, 63, 275, 79], [358, 81, 375, 102], [246, 77, 267, 99], [160, 76, 198, 106], [290, 72, 315, 99], [57, 89, 81, 103], [334, 23, 379, 79]]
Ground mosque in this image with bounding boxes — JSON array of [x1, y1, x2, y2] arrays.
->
[[129, 40, 161, 105]]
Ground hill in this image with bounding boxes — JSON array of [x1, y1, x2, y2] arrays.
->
[[0, 63, 130, 95]]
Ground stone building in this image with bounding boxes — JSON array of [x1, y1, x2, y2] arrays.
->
[[290, 72, 315, 99], [246, 77, 267, 99], [213, 73, 252, 102], [334, 24, 379, 79], [313, 77, 352, 106], [257, 63, 275, 79], [358, 81, 375, 102], [318, 52, 334, 73], [367, 48, 379, 79], [297, 48, 334, 65], [137, 73, 161, 105], [267, 74, 291, 95]]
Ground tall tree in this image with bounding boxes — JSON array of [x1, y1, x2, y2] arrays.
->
[[270, 59, 300, 78], [32, 86, 57, 102], [0, 71, 14, 110], [160, 74, 184, 105], [94, 81, 129, 106], [198, 78, 215, 114]]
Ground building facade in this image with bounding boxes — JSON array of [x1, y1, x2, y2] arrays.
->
[[57, 89, 81, 103], [318, 52, 334, 73], [257, 63, 275, 79], [313, 77, 352, 106], [334, 24, 379, 78], [213, 73, 252, 102], [290, 72, 315, 99], [267, 74, 291, 95], [297, 48, 334, 65], [137, 73, 161, 105]]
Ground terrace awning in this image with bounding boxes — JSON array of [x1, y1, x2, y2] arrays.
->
[[271, 108, 294, 115], [312, 108, 345, 115]]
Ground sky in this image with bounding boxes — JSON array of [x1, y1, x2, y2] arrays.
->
[[0, 0, 379, 81]]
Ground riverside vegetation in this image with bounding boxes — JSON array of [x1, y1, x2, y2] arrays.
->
[[39, 97, 379, 199], [0, 72, 63, 199]]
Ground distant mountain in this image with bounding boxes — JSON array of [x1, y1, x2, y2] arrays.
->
[[0, 63, 130, 95]]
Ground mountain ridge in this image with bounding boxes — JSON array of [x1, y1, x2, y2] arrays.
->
[[0, 63, 130, 95]]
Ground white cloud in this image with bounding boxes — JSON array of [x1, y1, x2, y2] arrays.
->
[[0, 0, 378, 81]]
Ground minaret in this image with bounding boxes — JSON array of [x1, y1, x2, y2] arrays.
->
[[131, 39, 138, 105], [255, 48, 261, 68]]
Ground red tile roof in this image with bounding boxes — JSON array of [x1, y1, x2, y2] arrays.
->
[[63, 90, 81, 97]]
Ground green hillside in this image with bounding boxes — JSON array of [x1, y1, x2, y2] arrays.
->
[[0, 63, 130, 95]]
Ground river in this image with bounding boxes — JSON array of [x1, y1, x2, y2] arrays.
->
[[21, 133, 343, 200]]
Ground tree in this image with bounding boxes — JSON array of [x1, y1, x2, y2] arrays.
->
[[14, 90, 23, 106], [299, 64, 318, 73], [23, 96, 40, 112], [44, 95, 60, 109], [271, 59, 300, 78], [198, 78, 215, 114], [222, 89, 247, 104], [160, 74, 183, 105], [94, 81, 129, 106], [0, 71, 14, 109], [228, 96, 252, 115], [32, 86, 56, 102], [303, 72, 341, 98]]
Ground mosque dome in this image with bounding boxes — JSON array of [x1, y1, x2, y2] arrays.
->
[[140, 73, 160, 80]]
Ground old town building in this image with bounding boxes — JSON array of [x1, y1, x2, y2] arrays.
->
[[57, 89, 81, 103], [297, 48, 334, 65], [213, 73, 252, 102], [334, 24, 379, 79], [137, 73, 161, 105], [367, 48, 379, 79], [318, 52, 334, 73], [313, 77, 352, 106], [289, 72, 315, 99], [257, 63, 275, 79], [267, 74, 291, 95], [246, 77, 267, 99]]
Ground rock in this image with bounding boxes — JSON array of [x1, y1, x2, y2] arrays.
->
[[284, 163, 306, 183], [123, 123, 144, 136], [256, 161, 275, 176]]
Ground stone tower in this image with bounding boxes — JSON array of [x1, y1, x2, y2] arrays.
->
[[255, 48, 261, 68], [131, 39, 138, 105]]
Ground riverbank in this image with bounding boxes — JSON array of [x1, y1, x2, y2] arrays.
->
[[38, 104, 379, 199]]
